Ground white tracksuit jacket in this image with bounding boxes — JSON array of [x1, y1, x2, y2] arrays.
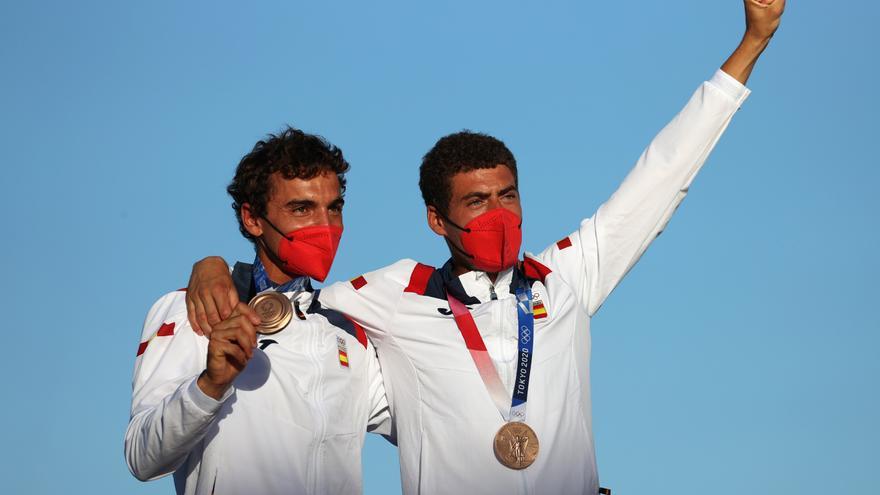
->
[[314, 70, 751, 494], [125, 278, 392, 495]]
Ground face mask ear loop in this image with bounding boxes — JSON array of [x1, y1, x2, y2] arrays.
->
[[262, 216, 294, 241], [257, 234, 291, 272], [448, 237, 476, 261], [435, 208, 476, 262], [437, 209, 471, 234], [257, 217, 297, 271]]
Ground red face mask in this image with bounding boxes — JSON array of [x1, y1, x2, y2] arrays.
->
[[443, 208, 522, 273], [263, 219, 343, 282]]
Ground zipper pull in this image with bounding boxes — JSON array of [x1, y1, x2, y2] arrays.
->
[[489, 284, 498, 301]]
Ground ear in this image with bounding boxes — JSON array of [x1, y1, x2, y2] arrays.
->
[[426, 205, 448, 237], [241, 203, 264, 238]]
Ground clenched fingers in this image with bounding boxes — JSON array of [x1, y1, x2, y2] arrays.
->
[[211, 315, 258, 357]]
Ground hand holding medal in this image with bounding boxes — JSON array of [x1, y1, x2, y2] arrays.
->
[[197, 302, 260, 400]]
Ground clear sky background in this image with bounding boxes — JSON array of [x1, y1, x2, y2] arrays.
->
[[1, 1, 877, 494]]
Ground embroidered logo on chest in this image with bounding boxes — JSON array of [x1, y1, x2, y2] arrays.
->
[[532, 291, 548, 320], [337, 336, 350, 369]]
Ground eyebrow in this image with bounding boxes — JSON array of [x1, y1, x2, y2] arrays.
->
[[460, 185, 518, 202], [498, 185, 518, 196], [284, 199, 317, 209], [284, 196, 345, 209]]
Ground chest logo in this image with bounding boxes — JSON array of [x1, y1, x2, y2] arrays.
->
[[337, 336, 350, 369], [532, 292, 548, 320]]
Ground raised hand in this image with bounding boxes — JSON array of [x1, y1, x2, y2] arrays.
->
[[744, 0, 786, 42], [721, 0, 787, 84]]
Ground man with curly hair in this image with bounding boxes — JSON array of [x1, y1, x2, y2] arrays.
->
[[125, 127, 391, 495], [183, 2, 785, 493]]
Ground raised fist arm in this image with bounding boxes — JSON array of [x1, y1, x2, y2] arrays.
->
[[721, 0, 786, 84], [744, 0, 785, 41]]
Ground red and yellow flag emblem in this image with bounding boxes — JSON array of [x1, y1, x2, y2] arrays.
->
[[533, 302, 548, 320], [336, 336, 350, 368]]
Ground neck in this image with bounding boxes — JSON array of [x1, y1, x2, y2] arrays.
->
[[257, 249, 293, 285]]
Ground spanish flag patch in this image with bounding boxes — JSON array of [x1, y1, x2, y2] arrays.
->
[[533, 302, 548, 320], [337, 336, 350, 368]]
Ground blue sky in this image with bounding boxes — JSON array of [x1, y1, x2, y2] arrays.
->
[[1, 1, 878, 493]]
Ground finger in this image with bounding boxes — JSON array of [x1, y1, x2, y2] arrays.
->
[[236, 302, 262, 326], [203, 289, 223, 328], [193, 298, 214, 337], [212, 316, 258, 356], [186, 296, 204, 336], [226, 286, 239, 318], [215, 318, 257, 359], [214, 340, 249, 370], [213, 282, 234, 320]]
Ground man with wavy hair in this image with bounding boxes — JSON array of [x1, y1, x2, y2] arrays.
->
[[126, 127, 391, 495]]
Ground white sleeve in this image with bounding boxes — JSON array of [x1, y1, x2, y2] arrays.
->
[[318, 259, 415, 343], [535, 70, 750, 317], [124, 292, 234, 481], [364, 342, 395, 443]]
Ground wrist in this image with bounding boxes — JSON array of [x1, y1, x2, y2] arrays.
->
[[197, 370, 230, 400], [742, 29, 774, 47]]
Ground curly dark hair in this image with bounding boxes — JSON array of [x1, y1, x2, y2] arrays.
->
[[228, 126, 350, 243], [419, 131, 517, 215]]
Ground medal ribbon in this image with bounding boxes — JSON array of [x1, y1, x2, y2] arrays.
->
[[446, 283, 535, 422], [253, 256, 308, 294]]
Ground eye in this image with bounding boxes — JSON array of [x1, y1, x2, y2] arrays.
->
[[468, 198, 485, 207], [291, 205, 310, 215], [330, 203, 344, 214]]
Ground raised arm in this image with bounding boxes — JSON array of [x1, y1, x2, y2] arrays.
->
[[722, 0, 785, 84], [535, 0, 785, 316]]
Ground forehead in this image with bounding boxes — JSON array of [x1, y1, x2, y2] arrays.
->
[[267, 170, 341, 202], [449, 165, 516, 197]]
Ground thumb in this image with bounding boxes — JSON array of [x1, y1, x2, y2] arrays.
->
[[239, 303, 262, 326], [226, 287, 239, 317]]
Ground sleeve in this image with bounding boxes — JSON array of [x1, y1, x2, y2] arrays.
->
[[535, 70, 751, 317], [364, 342, 396, 443], [124, 292, 234, 481], [318, 259, 415, 344]]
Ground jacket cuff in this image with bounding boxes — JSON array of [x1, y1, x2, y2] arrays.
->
[[710, 69, 751, 106], [185, 375, 234, 414]]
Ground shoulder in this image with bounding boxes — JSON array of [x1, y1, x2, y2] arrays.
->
[[318, 259, 438, 328], [138, 290, 190, 345], [328, 259, 425, 294], [522, 255, 553, 285], [146, 290, 188, 316]]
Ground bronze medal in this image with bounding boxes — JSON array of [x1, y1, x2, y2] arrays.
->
[[493, 422, 539, 469], [247, 291, 293, 335]]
